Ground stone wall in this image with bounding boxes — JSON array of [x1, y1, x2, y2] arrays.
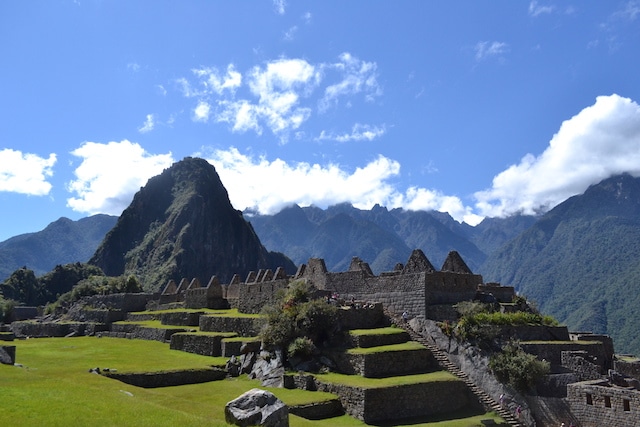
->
[[520, 342, 607, 370], [199, 315, 258, 337], [313, 376, 473, 424], [160, 311, 204, 327], [348, 330, 410, 348], [237, 279, 290, 314], [103, 368, 226, 388], [614, 358, 640, 381], [169, 332, 236, 357], [337, 347, 437, 378], [567, 379, 640, 427], [563, 351, 603, 382], [336, 304, 385, 330], [11, 321, 108, 338], [10, 306, 40, 321], [82, 293, 157, 312]]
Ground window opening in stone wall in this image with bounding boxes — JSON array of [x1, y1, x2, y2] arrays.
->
[[604, 395, 611, 408], [623, 399, 630, 411], [586, 393, 593, 405]]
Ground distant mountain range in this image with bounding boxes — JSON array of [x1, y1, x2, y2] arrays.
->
[[0, 215, 117, 280], [245, 203, 535, 274], [2, 162, 640, 355]]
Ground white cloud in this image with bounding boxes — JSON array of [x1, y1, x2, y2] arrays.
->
[[284, 26, 298, 41], [192, 64, 242, 95], [474, 94, 640, 217], [138, 114, 155, 133], [320, 53, 382, 111], [202, 147, 480, 225], [177, 53, 381, 142], [474, 41, 509, 61], [528, 1, 555, 17], [317, 123, 386, 142], [273, 0, 286, 15], [67, 140, 174, 215], [193, 101, 211, 122], [0, 149, 56, 196]]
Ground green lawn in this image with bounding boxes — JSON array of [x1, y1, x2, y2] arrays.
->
[[2, 336, 503, 426], [349, 327, 405, 336], [347, 341, 426, 355]]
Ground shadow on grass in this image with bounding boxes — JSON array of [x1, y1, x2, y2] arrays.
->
[[369, 407, 500, 426]]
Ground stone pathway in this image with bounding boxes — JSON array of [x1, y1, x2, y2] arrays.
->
[[384, 309, 525, 427]]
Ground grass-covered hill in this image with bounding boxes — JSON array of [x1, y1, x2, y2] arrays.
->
[[482, 174, 640, 355], [0, 215, 117, 282]]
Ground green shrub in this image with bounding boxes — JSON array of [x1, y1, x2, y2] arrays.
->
[[259, 280, 339, 356], [489, 341, 550, 392], [0, 297, 16, 323], [287, 336, 316, 359]]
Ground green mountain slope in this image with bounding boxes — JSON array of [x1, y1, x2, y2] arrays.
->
[[0, 215, 117, 282], [481, 174, 640, 355]]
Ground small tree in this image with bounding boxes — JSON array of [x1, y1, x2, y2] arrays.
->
[[259, 280, 339, 359], [489, 341, 550, 392]]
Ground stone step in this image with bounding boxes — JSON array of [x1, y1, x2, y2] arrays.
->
[[348, 327, 410, 348], [332, 342, 438, 378], [384, 308, 525, 427]]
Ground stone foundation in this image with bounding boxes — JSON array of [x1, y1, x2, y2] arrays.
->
[[199, 315, 258, 337], [170, 332, 237, 357]]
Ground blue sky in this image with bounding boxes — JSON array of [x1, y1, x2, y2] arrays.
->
[[1, 1, 640, 242]]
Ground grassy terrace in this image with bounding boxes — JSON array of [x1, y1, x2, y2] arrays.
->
[[314, 370, 459, 389], [112, 319, 198, 330], [349, 327, 406, 336], [347, 341, 426, 355], [2, 336, 338, 427], [2, 336, 501, 426]]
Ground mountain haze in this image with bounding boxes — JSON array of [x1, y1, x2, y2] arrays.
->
[[90, 157, 295, 291], [482, 174, 640, 355]]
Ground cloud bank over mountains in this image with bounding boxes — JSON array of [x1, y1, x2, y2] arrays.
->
[[3, 94, 638, 226]]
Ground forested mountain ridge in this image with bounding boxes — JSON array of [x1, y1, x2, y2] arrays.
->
[[482, 174, 640, 355], [0, 215, 117, 282], [246, 203, 531, 273]]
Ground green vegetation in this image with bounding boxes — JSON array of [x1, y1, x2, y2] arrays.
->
[[0, 263, 142, 312], [259, 280, 339, 353], [489, 341, 550, 392], [347, 341, 426, 355], [446, 299, 558, 344], [315, 371, 459, 389], [1, 336, 338, 426], [0, 296, 16, 322], [2, 336, 500, 426], [45, 273, 143, 314], [349, 326, 404, 336]]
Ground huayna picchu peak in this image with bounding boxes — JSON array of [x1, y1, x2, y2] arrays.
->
[[89, 157, 295, 291]]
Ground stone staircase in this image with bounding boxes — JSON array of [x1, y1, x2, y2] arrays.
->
[[384, 308, 523, 427]]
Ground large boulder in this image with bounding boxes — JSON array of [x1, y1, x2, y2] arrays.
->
[[0, 345, 16, 365], [225, 388, 289, 427]]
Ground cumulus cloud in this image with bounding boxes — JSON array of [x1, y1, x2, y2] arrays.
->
[[177, 53, 383, 142], [474, 41, 509, 61], [0, 149, 56, 196], [202, 147, 480, 225], [475, 94, 640, 217], [138, 114, 155, 133], [67, 140, 174, 215]]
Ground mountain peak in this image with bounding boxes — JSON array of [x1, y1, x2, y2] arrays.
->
[[90, 157, 295, 291]]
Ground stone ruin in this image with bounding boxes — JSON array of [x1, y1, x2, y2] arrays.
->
[[7, 248, 635, 426]]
